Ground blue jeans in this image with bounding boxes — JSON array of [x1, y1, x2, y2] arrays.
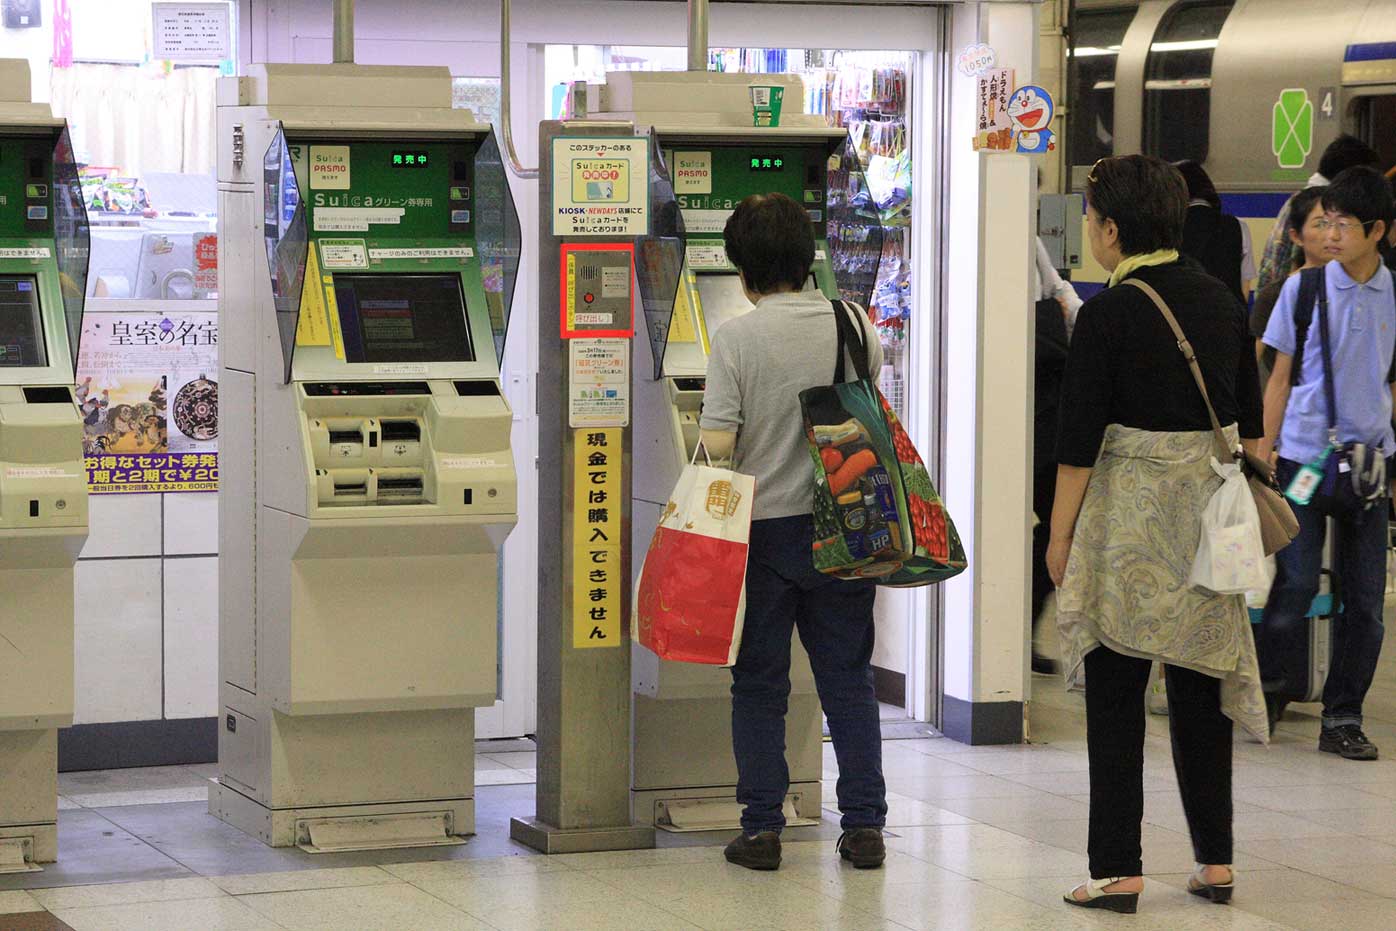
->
[[730, 514, 886, 835], [1259, 458, 1388, 728]]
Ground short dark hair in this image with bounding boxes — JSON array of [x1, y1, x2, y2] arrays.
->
[[1287, 186, 1326, 238], [1085, 155, 1188, 256], [1321, 166, 1395, 234], [1172, 160, 1220, 209], [1318, 134, 1381, 181], [723, 193, 815, 293]]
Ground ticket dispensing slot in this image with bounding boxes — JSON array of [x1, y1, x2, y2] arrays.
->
[[670, 378, 705, 461]]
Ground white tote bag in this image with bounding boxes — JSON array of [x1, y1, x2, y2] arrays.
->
[[1191, 458, 1269, 595], [636, 450, 756, 667]]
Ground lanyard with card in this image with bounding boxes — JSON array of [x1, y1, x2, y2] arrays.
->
[[1285, 443, 1333, 506]]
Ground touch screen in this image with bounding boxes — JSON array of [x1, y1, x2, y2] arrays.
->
[[333, 274, 474, 364], [0, 275, 47, 368], [695, 272, 819, 342]]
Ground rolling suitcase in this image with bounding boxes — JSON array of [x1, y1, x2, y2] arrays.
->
[[1249, 519, 1335, 711]]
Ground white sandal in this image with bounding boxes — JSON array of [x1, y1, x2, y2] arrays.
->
[[1187, 864, 1234, 904], [1063, 876, 1140, 914]]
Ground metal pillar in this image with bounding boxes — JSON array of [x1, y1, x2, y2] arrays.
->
[[687, 0, 709, 72], [510, 120, 655, 855], [333, 0, 354, 64]]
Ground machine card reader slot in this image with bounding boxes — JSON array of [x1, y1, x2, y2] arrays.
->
[[673, 378, 706, 393], [22, 386, 73, 404], [453, 380, 501, 397], [304, 382, 431, 397]]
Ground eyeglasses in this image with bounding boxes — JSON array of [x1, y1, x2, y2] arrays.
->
[[1313, 215, 1378, 237]]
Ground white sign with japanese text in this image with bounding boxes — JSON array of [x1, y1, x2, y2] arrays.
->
[[551, 137, 650, 237], [152, 3, 232, 62], [569, 339, 630, 428]]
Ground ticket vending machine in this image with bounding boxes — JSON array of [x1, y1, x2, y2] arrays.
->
[[0, 59, 90, 870], [211, 65, 520, 850], [590, 72, 882, 830]]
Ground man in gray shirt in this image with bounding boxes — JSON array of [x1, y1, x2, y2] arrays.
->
[[699, 193, 887, 872]]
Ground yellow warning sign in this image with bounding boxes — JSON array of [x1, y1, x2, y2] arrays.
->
[[324, 273, 346, 361], [573, 427, 623, 649], [668, 273, 698, 345], [295, 248, 331, 347]]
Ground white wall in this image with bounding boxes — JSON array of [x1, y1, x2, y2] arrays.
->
[[75, 489, 219, 723], [0, 7, 53, 102]]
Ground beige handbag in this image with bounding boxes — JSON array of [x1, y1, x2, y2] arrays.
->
[[1125, 279, 1300, 556]]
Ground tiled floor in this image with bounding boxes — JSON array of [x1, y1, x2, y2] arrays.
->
[[4, 658, 1396, 928]]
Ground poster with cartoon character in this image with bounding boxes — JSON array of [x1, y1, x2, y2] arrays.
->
[[1008, 85, 1057, 155]]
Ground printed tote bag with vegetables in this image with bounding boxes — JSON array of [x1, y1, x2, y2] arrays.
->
[[799, 301, 967, 587]]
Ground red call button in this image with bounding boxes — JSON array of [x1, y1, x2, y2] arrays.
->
[[583, 293, 595, 304]]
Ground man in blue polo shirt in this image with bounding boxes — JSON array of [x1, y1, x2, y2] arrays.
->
[[1258, 166, 1396, 761]]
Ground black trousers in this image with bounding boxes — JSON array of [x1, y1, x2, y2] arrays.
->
[[1030, 462, 1056, 630], [1084, 645, 1233, 878]]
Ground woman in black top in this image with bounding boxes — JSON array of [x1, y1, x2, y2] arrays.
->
[[1051, 156, 1266, 915], [1174, 160, 1249, 305]]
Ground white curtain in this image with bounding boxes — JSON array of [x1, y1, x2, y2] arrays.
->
[[49, 63, 218, 177]]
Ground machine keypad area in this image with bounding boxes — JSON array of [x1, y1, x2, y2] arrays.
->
[[0, 139, 55, 236], [303, 381, 431, 397]]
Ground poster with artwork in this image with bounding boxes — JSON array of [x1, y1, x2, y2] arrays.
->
[[75, 311, 219, 494], [974, 69, 1015, 151]]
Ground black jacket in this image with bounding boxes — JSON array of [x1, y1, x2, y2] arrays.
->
[[1181, 204, 1245, 305]]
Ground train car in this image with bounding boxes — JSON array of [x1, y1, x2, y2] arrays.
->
[[1066, 0, 1396, 294]]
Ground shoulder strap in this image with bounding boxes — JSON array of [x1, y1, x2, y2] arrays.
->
[[1122, 279, 1235, 460], [831, 299, 872, 384], [1313, 266, 1338, 439], [833, 299, 847, 385], [1291, 266, 1324, 386]]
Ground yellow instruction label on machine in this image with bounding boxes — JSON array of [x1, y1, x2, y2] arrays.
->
[[295, 247, 331, 347], [668, 273, 698, 345], [294, 246, 346, 359], [324, 271, 345, 361], [572, 427, 623, 649]]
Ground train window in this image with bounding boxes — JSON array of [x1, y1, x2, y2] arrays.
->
[[1068, 7, 1136, 177], [1142, 0, 1235, 164], [1356, 95, 1396, 175]]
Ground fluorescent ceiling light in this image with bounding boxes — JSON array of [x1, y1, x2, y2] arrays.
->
[[1150, 39, 1219, 52], [1070, 46, 1122, 57]]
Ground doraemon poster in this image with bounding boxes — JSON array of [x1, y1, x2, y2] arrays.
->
[[1007, 85, 1056, 155]]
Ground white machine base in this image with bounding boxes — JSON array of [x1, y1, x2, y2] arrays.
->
[[634, 780, 823, 832], [209, 779, 474, 851], [0, 834, 46, 874], [654, 797, 818, 833]]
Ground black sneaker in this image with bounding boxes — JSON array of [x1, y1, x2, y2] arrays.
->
[[724, 831, 781, 870], [1319, 725, 1380, 761], [836, 828, 886, 869]]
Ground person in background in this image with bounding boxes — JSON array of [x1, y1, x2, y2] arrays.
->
[[1250, 187, 1327, 389], [1257, 136, 1382, 293], [699, 192, 888, 872], [1386, 167, 1396, 273], [1175, 160, 1253, 305], [1030, 237, 1082, 674], [1257, 166, 1396, 760], [1051, 155, 1265, 914]]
